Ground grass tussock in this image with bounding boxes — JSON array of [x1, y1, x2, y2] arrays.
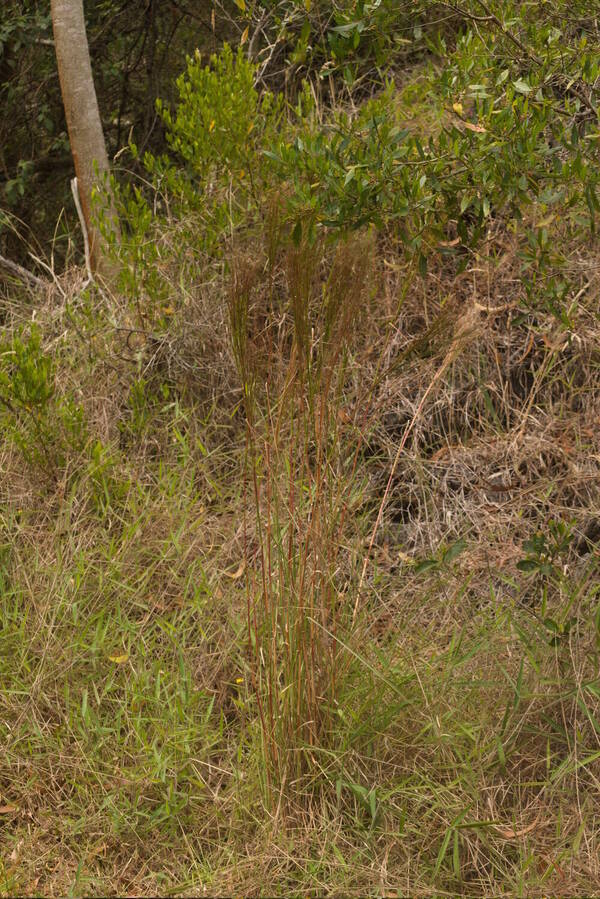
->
[[2, 71, 600, 899]]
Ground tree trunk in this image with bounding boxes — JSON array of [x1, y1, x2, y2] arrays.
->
[[51, 0, 119, 281]]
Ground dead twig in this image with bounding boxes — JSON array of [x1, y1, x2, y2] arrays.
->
[[0, 253, 46, 290], [71, 177, 93, 287]]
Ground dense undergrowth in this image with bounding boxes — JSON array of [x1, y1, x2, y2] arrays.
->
[[1, 2, 600, 895]]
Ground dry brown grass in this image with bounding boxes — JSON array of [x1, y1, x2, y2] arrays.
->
[[1, 147, 600, 899]]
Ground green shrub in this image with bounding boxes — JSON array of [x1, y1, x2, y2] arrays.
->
[[114, 2, 599, 344], [237, 0, 440, 92], [146, 44, 283, 240], [107, 44, 284, 313], [86, 438, 130, 517], [0, 325, 87, 478], [266, 1, 599, 295]]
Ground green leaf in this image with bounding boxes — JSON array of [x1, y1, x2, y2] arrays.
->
[[496, 735, 506, 767], [453, 829, 460, 878], [262, 149, 282, 164], [330, 21, 365, 36], [368, 789, 377, 825], [460, 193, 472, 214], [292, 220, 303, 246], [434, 826, 453, 878], [516, 559, 539, 573], [513, 79, 532, 94], [443, 538, 467, 564], [414, 558, 439, 575]]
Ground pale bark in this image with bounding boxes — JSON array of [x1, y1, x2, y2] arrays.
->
[[51, 0, 119, 281]]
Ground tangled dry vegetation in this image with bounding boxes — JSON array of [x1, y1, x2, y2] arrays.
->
[[2, 29, 600, 887], [1, 190, 599, 895]]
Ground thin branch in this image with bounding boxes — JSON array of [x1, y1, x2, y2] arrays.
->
[[27, 251, 66, 298], [248, 7, 275, 62], [471, 0, 541, 63], [0, 253, 46, 289], [440, 0, 597, 116], [164, 0, 212, 29], [71, 177, 93, 286]]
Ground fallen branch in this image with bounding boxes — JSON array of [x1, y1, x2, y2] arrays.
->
[[0, 253, 46, 290]]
